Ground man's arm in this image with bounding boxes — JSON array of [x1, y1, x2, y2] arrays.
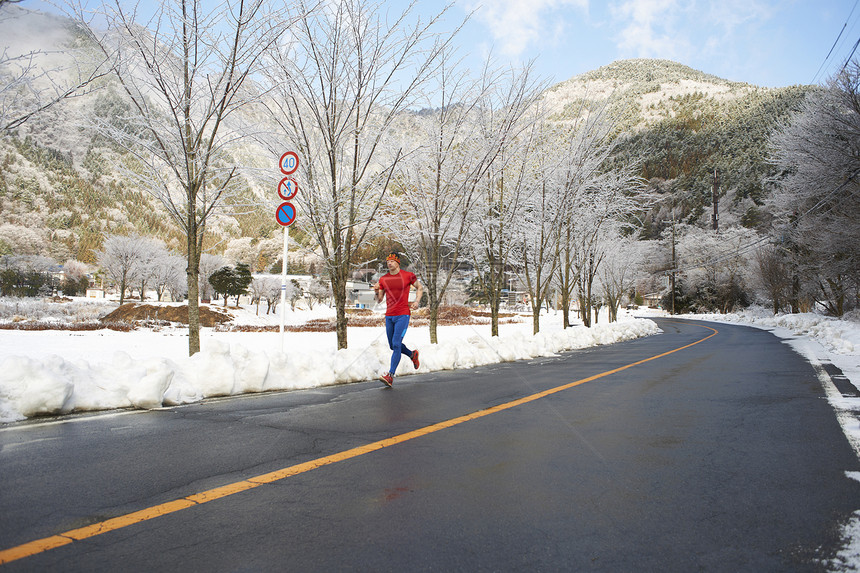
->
[[410, 280, 423, 310], [373, 282, 384, 303]]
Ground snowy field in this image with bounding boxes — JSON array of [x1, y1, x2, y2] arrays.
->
[[0, 300, 661, 423]]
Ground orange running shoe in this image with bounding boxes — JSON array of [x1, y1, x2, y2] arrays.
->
[[379, 372, 393, 387], [411, 349, 420, 370]]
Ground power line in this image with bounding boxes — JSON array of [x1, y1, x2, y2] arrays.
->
[[664, 169, 860, 276], [840, 35, 860, 75], [812, 0, 860, 84]]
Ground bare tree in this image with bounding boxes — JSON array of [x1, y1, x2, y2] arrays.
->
[[599, 237, 646, 322], [261, 0, 455, 349], [466, 62, 546, 337], [249, 275, 278, 315], [306, 279, 331, 310], [381, 52, 518, 343], [768, 61, 860, 316], [754, 244, 792, 314], [0, 4, 112, 134], [96, 234, 145, 304], [517, 118, 568, 335], [553, 103, 640, 328], [198, 253, 227, 302], [73, 0, 298, 354], [142, 242, 184, 301]]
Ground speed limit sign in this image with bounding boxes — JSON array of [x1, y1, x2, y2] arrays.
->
[[279, 151, 299, 175]]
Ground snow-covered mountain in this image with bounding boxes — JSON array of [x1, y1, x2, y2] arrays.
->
[[0, 6, 815, 266]]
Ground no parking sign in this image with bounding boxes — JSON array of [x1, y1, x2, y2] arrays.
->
[[276, 202, 296, 227]]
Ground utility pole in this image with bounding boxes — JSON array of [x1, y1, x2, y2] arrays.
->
[[670, 214, 676, 315], [712, 168, 720, 231], [662, 212, 677, 315]]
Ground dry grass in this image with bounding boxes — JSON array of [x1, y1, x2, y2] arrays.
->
[[0, 321, 133, 332], [0, 302, 520, 332], [99, 303, 233, 327]]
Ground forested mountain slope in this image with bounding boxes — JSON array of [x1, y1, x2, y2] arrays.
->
[[0, 7, 814, 264], [544, 59, 813, 236]]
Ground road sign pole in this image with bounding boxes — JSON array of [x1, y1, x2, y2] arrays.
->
[[280, 225, 289, 353], [277, 151, 299, 354]]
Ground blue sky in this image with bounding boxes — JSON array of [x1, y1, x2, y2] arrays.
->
[[18, 0, 860, 88], [414, 0, 860, 87]]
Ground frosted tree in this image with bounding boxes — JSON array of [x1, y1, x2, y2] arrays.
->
[[768, 61, 860, 316], [73, 0, 298, 354], [0, 223, 44, 255], [554, 103, 641, 328], [198, 253, 227, 302], [146, 246, 184, 302], [0, 4, 111, 134], [133, 237, 171, 301], [260, 0, 456, 349], [223, 237, 256, 269], [599, 237, 647, 322], [515, 118, 570, 335], [381, 53, 522, 343], [465, 62, 545, 337], [249, 275, 277, 315], [753, 244, 792, 313], [677, 226, 757, 313], [96, 234, 146, 305], [161, 254, 187, 302]]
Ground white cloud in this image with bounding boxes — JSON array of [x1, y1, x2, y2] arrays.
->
[[610, 0, 686, 59], [609, 0, 775, 63], [468, 0, 589, 58]]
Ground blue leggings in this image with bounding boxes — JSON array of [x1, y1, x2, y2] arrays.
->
[[385, 314, 413, 375]]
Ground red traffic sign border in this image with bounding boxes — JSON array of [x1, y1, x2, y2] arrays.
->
[[276, 201, 296, 226], [278, 177, 299, 200], [279, 151, 299, 175]]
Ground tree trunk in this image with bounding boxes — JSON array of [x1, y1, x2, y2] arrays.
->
[[332, 257, 349, 349], [186, 266, 200, 355], [562, 292, 572, 329], [427, 264, 439, 344], [430, 309, 438, 344], [490, 295, 500, 337], [186, 217, 201, 356], [578, 293, 590, 327], [119, 275, 127, 306]]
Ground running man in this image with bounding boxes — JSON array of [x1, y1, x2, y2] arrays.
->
[[373, 253, 423, 387]]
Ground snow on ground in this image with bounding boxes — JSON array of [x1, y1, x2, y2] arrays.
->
[[0, 302, 659, 423]]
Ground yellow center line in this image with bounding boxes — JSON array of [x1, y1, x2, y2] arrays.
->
[[0, 322, 718, 566]]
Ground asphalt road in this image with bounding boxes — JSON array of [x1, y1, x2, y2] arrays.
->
[[1, 318, 859, 572]]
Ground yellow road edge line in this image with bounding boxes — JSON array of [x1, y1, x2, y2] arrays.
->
[[0, 322, 718, 566]]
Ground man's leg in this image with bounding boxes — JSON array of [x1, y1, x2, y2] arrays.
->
[[388, 314, 412, 374]]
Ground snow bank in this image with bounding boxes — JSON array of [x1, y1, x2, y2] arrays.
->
[[689, 307, 860, 355], [0, 316, 659, 422]]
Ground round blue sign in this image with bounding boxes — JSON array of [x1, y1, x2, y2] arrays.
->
[[276, 202, 296, 226]]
